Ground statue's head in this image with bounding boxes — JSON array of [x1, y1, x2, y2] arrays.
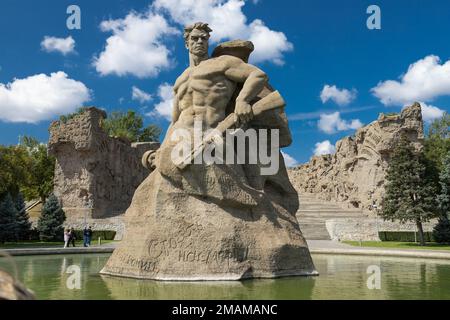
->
[[184, 22, 212, 57]]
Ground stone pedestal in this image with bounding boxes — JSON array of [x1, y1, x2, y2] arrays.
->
[[101, 171, 317, 280]]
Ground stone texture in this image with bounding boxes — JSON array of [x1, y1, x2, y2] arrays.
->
[[289, 103, 424, 211], [48, 107, 159, 222], [101, 23, 316, 280]]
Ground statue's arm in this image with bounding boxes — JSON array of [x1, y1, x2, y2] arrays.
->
[[224, 58, 268, 124]]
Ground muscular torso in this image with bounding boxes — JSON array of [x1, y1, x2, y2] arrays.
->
[[174, 56, 237, 129]]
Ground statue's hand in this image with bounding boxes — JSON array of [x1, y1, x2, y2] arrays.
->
[[234, 101, 253, 126]]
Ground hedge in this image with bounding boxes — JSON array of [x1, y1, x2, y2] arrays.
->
[[378, 231, 434, 242], [72, 230, 116, 241]]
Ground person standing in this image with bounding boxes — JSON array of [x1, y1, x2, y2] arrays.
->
[[69, 228, 76, 247], [63, 229, 70, 248], [83, 226, 93, 247]]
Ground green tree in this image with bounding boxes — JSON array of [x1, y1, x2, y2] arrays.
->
[[0, 193, 18, 243], [20, 136, 55, 203], [433, 152, 450, 243], [14, 192, 31, 240], [437, 151, 450, 217], [37, 195, 66, 242], [381, 137, 438, 246], [424, 113, 450, 172], [0, 145, 29, 199], [102, 110, 161, 142]]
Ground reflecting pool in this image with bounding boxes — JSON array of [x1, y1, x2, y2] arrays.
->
[[1, 253, 450, 300]]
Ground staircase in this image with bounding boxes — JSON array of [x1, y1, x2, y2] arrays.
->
[[296, 193, 366, 240]]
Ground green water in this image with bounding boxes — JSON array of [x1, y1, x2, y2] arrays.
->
[[1, 253, 450, 300]]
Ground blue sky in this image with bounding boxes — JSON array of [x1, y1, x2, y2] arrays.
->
[[0, 0, 449, 164]]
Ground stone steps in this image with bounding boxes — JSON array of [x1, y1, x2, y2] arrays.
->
[[300, 210, 361, 216], [296, 193, 366, 240], [299, 224, 331, 240]]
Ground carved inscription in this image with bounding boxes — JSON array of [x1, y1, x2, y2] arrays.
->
[[116, 252, 157, 272], [144, 222, 255, 268], [146, 223, 204, 259], [178, 247, 250, 266]]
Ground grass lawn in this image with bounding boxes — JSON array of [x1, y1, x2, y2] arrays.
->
[[0, 240, 116, 249], [343, 241, 450, 251]]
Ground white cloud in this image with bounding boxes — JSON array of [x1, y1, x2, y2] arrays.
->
[[281, 151, 298, 167], [318, 112, 363, 134], [372, 55, 450, 106], [41, 36, 76, 55], [147, 83, 174, 121], [94, 11, 179, 78], [132, 86, 152, 103], [248, 19, 293, 65], [414, 102, 445, 123], [0, 71, 91, 123], [320, 85, 357, 106], [153, 0, 293, 65], [313, 140, 336, 156]]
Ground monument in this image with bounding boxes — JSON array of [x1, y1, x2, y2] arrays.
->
[[101, 23, 317, 280], [48, 108, 159, 238], [290, 103, 424, 211]]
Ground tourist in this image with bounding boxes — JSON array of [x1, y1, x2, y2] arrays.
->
[[63, 229, 70, 248], [69, 228, 76, 247], [83, 226, 93, 247]]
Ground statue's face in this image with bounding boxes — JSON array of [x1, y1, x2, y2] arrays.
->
[[187, 29, 209, 56]]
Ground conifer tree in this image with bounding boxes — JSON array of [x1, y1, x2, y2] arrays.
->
[[14, 192, 31, 240], [381, 136, 438, 246], [37, 195, 66, 241], [0, 193, 18, 243]]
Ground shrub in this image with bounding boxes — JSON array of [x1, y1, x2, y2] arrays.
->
[[378, 231, 434, 242]]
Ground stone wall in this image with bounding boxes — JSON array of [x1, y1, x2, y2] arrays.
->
[[289, 103, 424, 211], [325, 218, 437, 242], [48, 107, 159, 229]]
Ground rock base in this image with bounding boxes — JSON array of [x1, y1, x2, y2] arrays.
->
[[101, 171, 317, 280]]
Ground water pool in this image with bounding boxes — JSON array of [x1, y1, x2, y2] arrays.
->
[[1, 253, 450, 300]]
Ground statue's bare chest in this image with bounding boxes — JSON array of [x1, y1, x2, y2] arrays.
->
[[175, 59, 235, 105]]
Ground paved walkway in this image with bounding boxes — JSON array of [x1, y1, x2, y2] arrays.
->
[[307, 240, 353, 249], [1, 243, 116, 256], [307, 240, 450, 260], [3, 240, 450, 260]]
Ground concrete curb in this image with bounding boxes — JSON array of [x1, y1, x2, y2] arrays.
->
[[2, 247, 115, 256], [3, 245, 450, 260], [310, 248, 450, 260]]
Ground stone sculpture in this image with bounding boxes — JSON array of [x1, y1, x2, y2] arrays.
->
[[101, 22, 317, 280], [289, 103, 424, 211], [48, 108, 159, 238]]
